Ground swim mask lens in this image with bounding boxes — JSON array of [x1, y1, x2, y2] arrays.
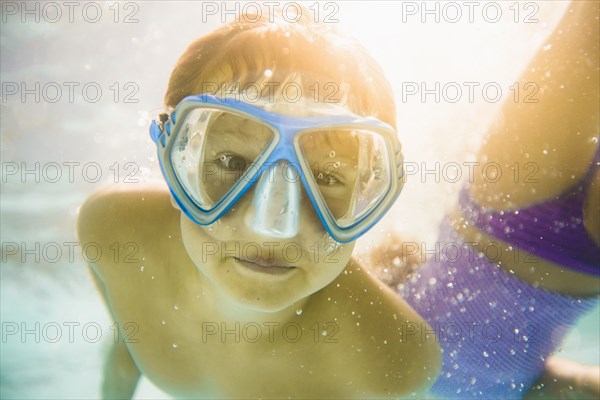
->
[[150, 94, 404, 243]]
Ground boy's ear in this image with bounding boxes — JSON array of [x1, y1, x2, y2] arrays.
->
[[170, 194, 181, 210]]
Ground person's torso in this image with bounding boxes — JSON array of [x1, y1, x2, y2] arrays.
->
[[92, 188, 439, 398]]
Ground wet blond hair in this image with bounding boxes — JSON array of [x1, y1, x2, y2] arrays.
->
[[164, 5, 396, 129]]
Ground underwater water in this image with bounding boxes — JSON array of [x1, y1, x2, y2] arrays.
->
[[1, 1, 597, 398]]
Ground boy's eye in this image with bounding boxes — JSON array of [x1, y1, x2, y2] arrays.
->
[[217, 153, 248, 171], [314, 171, 341, 186]]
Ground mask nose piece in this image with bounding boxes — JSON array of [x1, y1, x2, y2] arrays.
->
[[250, 161, 300, 238]]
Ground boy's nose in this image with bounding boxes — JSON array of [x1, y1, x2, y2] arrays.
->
[[248, 160, 300, 239]]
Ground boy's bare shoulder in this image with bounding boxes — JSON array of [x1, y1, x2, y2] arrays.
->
[[76, 183, 180, 274], [78, 183, 174, 234], [321, 258, 442, 397]]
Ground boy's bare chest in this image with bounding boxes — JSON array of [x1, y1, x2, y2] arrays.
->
[[132, 323, 356, 398], [107, 270, 369, 398]]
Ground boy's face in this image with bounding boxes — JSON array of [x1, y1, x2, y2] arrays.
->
[[177, 96, 357, 312]]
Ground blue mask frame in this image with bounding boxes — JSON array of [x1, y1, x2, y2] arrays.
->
[[150, 94, 404, 243]]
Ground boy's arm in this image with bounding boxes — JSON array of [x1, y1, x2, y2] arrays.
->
[[102, 341, 141, 400], [78, 188, 142, 399], [89, 271, 141, 400]]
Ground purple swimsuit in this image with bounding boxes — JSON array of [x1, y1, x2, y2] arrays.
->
[[460, 147, 600, 276], [401, 145, 599, 398]]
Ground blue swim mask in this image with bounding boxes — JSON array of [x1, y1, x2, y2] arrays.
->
[[150, 94, 404, 243]]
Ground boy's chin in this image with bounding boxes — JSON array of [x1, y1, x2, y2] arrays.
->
[[217, 284, 308, 313], [230, 292, 301, 313]]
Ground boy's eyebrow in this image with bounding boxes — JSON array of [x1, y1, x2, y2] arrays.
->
[[302, 130, 360, 158], [216, 114, 264, 128], [215, 128, 271, 143]]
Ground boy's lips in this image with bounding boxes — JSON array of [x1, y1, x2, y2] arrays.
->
[[233, 256, 297, 274]]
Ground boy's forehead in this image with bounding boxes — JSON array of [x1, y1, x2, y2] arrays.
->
[[253, 95, 356, 117], [208, 69, 360, 117]]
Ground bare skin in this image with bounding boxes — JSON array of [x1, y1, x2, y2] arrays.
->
[[524, 356, 600, 399], [77, 183, 441, 399], [453, 0, 599, 296], [452, 1, 600, 397], [77, 2, 597, 399]]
